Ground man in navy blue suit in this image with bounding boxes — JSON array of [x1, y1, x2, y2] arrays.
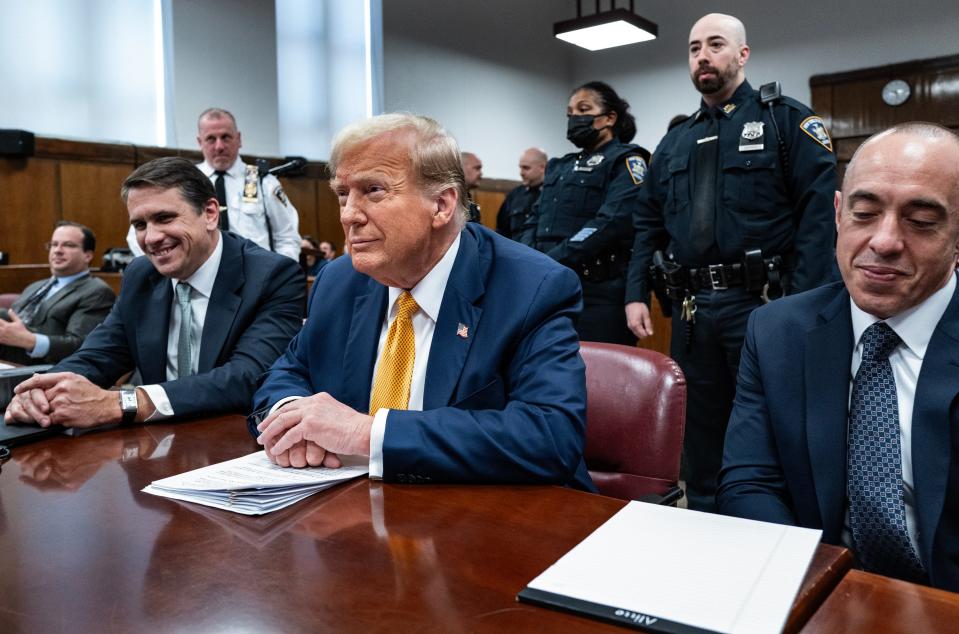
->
[[5, 157, 304, 429], [253, 113, 593, 490], [718, 123, 959, 591]]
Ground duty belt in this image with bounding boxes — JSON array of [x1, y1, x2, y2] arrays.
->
[[688, 263, 747, 291]]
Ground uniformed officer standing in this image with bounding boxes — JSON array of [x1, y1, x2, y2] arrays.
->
[[496, 147, 546, 240], [461, 151, 484, 223], [525, 81, 649, 344], [127, 108, 301, 262], [625, 13, 837, 512]]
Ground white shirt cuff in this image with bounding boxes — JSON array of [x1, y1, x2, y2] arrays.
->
[[269, 395, 304, 416], [369, 408, 388, 479], [138, 384, 172, 421], [28, 334, 50, 358]]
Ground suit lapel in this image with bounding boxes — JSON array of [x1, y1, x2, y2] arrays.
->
[[32, 276, 84, 323], [340, 279, 387, 412], [912, 283, 959, 566], [137, 272, 172, 382], [424, 228, 485, 409], [804, 286, 854, 540], [199, 235, 243, 372]]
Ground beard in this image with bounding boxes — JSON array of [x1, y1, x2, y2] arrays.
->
[[691, 63, 737, 95]]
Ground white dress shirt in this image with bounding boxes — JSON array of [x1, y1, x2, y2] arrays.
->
[[138, 236, 224, 418], [844, 272, 956, 556], [28, 270, 90, 358], [368, 234, 461, 478]]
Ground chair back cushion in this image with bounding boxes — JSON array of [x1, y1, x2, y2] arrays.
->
[[580, 342, 686, 500]]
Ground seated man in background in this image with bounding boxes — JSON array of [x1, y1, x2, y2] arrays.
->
[[5, 157, 304, 429], [718, 123, 959, 591], [253, 113, 593, 490], [318, 240, 337, 262], [0, 221, 115, 365], [300, 235, 325, 277]]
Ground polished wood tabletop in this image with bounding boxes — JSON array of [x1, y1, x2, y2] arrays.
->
[[1, 415, 848, 632], [802, 569, 959, 633]]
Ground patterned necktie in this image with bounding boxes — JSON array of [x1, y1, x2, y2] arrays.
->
[[214, 171, 229, 231], [369, 292, 419, 414], [175, 282, 194, 379], [17, 277, 57, 326], [690, 108, 719, 254], [847, 321, 927, 583]]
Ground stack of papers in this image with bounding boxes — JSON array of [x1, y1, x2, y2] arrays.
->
[[143, 451, 368, 515], [519, 501, 822, 633]]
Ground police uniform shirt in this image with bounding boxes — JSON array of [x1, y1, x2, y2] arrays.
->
[[197, 159, 301, 262], [626, 80, 837, 304], [533, 138, 647, 270], [496, 183, 541, 240]]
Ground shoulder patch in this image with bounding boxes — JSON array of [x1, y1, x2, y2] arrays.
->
[[800, 116, 833, 153], [273, 185, 289, 206], [626, 155, 647, 185]]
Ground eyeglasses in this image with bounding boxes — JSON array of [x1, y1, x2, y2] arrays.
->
[[44, 241, 83, 250]]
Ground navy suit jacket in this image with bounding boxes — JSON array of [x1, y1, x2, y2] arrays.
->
[[718, 280, 959, 591], [54, 231, 304, 418], [253, 224, 594, 490]]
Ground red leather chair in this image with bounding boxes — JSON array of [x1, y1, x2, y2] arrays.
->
[[0, 293, 19, 310], [580, 342, 686, 503]]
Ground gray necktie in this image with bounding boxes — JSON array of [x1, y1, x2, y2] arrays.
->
[[847, 321, 926, 583], [175, 282, 193, 379]]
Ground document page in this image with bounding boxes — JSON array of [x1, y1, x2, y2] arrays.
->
[[143, 451, 368, 515], [522, 502, 821, 634]]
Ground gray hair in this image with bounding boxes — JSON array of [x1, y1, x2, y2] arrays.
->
[[197, 107, 238, 131], [328, 113, 469, 226]]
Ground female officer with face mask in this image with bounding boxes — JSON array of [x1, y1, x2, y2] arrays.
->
[[521, 81, 649, 344]]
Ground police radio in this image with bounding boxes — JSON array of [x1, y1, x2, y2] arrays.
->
[[759, 81, 791, 189]]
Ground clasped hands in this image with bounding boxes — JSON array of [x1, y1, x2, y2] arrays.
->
[[256, 392, 373, 469], [5, 372, 123, 428]]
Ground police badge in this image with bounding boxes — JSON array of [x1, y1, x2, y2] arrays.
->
[[242, 164, 259, 203], [739, 121, 765, 152], [586, 154, 605, 167]]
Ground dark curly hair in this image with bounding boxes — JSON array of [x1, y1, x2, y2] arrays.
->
[[572, 81, 637, 143]]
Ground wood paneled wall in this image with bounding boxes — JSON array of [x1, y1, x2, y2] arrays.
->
[[0, 139, 671, 354], [0, 137, 344, 266], [811, 53, 959, 176]]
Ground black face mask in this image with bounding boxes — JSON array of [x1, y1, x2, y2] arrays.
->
[[566, 114, 601, 148]]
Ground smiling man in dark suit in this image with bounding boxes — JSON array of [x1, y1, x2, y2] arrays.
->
[[0, 221, 115, 365], [5, 157, 304, 429], [718, 122, 959, 591], [252, 113, 592, 490]]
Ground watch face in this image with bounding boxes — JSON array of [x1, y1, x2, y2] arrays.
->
[[882, 79, 911, 106]]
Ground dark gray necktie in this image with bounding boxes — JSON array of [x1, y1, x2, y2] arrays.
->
[[17, 277, 57, 326], [175, 282, 194, 379], [214, 171, 229, 231], [689, 108, 719, 255], [847, 321, 927, 583]]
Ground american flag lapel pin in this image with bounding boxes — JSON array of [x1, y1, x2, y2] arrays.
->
[[456, 323, 469, 339]]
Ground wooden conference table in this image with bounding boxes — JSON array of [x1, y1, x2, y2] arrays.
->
[[0, 415, 948, 632]]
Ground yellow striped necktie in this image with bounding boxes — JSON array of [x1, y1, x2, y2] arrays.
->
[[369, 291, 419, 414]]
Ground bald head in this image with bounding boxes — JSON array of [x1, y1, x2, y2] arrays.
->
[[690, 14, 746, 46], [461, 152, 483, 188], [842, 122, 959, 197], [835, 122, 959, 319], [688, 13, 749, 105], [519, 147, 547, 188]]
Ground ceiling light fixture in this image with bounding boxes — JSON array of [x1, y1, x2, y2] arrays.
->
[[554, 0, 658, 52]]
